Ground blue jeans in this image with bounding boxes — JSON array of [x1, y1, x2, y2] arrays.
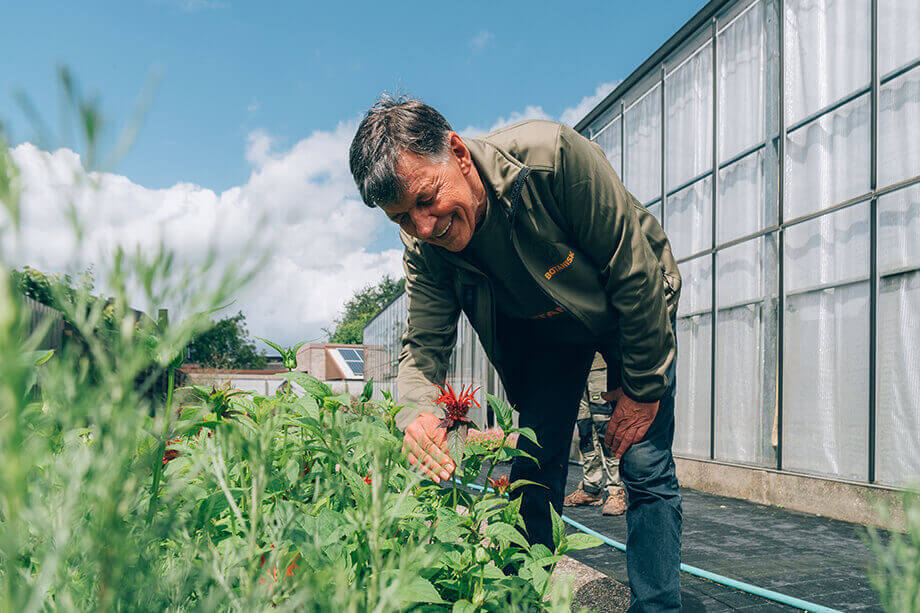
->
[[499, 313, 682, 612]]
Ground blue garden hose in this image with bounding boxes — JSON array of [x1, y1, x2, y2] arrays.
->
[[462, 481, 841, 613]]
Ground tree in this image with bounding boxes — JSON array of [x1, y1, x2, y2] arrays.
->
[[326, 275, 405, 344], [12, 265, 94, 307], [186, 311, 267, 369]]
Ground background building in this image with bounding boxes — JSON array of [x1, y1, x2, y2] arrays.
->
[[364, 292, 511, 428], [365, 0, 919, 522], [183, 343, 368, 396]]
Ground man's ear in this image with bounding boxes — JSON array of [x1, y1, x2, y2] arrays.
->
[[449, 132, 473, 175]]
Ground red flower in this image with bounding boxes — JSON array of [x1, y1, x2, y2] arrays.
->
[[488, 474, 511, 495], [363, 471, 372, 485], [433, 382, 481, 429], [162, 437, 182, 466]]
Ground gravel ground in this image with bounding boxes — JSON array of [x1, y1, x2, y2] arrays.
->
[[552, 555, 631, 612]]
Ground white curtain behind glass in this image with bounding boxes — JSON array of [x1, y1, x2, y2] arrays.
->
[[715, 235, 778, 466], [876, 184, 920, 486], [784, 0, 870, 125], [666, 42, 713, 190], [783, 204, 870, 480], [625, 86, 662, 204], [596, 117, 623, 178], [879, 0, 920, 76], [674, 256, 712, 458], [785, 95, 870, 220], [666, 178, 712, 259], [879, 67, 920, 189], [718, 150, 765, 243], [719, 1, 766, 160]]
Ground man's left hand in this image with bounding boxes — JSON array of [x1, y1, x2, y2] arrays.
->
[[604, 392, 659, 458]]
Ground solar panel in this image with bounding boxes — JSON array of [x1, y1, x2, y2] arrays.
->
[[334, 348, 364, 378], [346, 361, 364, 376]]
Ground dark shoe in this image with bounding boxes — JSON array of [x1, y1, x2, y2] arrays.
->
[[563, 486, 603, 507], [602, 487, 627, 516]]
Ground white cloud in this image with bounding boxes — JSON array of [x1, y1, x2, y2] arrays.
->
[[558, 80, 622, 127], [470, 30, 494, 53], [6, 78, 622, 351], [7, 119, 404, 351], [459, 79, 621, 138], [460, 105, 552, 138]]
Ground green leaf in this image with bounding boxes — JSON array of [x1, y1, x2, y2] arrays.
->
[[484, 522, 530, 549], [511, 426, 539, 446], [393, 575, 447, 606], [30, 349, 54, 366], [486, 393, 513, 431], [255, 336, 286, 356], [296, 393, 320, 420], [447, 428, 464, 473], [509, 479, 547, 493], [361, 378, 373, 402], [278, 371, 331, 398], [564, 532, 604, 552], [550, 505, 566, 553], [452, 600, 477, 613]]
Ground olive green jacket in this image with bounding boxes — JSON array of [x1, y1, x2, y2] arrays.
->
[[394, 120, 681, 430]]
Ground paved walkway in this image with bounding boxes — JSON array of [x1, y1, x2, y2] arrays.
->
[[559, 465, 884, 611]]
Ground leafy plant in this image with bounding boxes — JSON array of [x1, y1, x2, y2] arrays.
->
[[865, 489, 920, 612], [0, 69, 602, 611], [256, 337, 307, 371]]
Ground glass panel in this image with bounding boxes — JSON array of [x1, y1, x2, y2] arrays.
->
[[879, 0, 920, 76], [879, 66, 920, 190], [666, 42, 713, 190], [879, 182, 920, 275], [677, 254, 713, 317], [714, 234, 779, 467], [648, 200, 662, 225], [784, 0, 871, 125], [666, 177, 712, 260], [783, 204, 870, 480], [625, 85, 662, 204], [674, 255, 712, 458], [718, 149, 767, 243], [595, 116, 623, 178], [719, 0, 766, 160], [876, 185, 920, 486], [784, 94, 870, 220]]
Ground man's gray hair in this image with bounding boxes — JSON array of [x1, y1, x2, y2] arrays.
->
[[349, 94, 453, 208]]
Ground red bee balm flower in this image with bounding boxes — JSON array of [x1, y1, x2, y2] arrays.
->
[[488, 474, 511, 495], [433, 382, 481, 430], [363, 472, 372, 485]]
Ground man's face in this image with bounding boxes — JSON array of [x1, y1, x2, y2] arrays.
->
[[382, 132, 486, 252]]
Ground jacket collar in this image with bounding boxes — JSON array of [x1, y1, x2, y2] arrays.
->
[[461, 136, 527, 219]]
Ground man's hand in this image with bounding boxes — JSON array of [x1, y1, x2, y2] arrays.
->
[[402, 412, 456, 483], [604, 391, 659, 458]]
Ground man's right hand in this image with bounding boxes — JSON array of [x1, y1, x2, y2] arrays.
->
[[402, 412, 456, 483]]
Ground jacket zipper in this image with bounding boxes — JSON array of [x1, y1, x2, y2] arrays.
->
[[505, 169, 598, 335]]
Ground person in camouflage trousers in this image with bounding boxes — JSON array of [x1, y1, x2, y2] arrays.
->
[[564, 353, 627, 516]]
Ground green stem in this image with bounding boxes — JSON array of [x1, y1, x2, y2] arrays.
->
[[146, 366, 175, 523], [476, 433, 508, 504]]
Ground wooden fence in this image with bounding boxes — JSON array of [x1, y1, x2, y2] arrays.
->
[[22, 295, 64, 350]]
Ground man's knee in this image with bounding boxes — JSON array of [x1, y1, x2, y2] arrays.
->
[[619, 439, 679, 501]]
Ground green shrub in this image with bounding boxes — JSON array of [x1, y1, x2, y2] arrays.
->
[[866, 489, 920, 612]]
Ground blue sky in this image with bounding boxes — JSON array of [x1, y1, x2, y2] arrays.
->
[[1, 0, 707, 347]]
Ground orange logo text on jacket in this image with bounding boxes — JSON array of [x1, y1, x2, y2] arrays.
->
[[544, 251, 574, 280]]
